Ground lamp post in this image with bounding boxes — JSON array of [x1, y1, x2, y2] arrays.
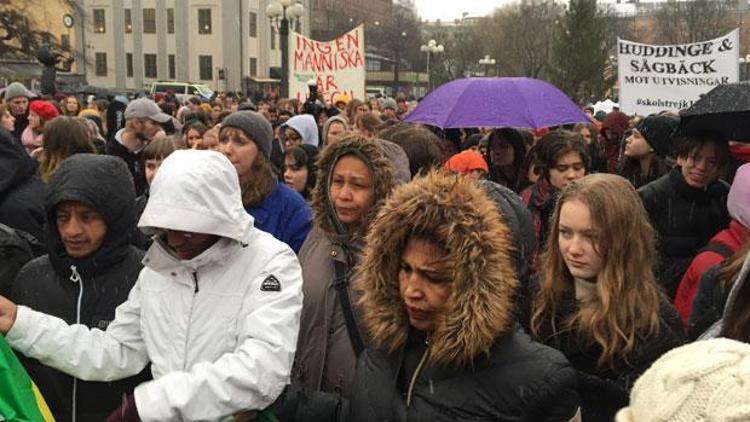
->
[[479, 55, 496, 77], [267, 0, 305, 98], [420, 39, 444, 92]]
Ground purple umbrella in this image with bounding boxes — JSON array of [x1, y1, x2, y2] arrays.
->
[[405, 77, 590, 129]]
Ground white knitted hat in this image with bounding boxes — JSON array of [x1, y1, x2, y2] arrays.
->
[[616, 338, 750, 422]]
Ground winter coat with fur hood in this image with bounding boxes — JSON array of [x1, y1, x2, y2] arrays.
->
[[349, 171, 580, 421], [293, 136, 395, 398]]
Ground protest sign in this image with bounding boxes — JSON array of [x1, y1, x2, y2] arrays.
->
[[617, 29, 739, 115], [288, 25, 366, 104]]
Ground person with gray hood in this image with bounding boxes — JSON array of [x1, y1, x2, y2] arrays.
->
[[280, 114, 320, 151]]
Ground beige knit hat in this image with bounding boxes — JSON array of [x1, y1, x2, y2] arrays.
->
[[616, 338, 750, 422]]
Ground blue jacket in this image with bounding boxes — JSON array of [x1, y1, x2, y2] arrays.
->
[[246, 182, 312, 253]]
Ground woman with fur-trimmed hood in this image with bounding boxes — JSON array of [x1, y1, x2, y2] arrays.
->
[[293, 134, 395, 398], [348, 171, 580, 421]]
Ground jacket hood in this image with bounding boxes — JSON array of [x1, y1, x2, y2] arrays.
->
[[322, 115, 349, 146], [601, 111, 630, 139], [280, 114, 320, 148], [310, 135, 394, 240], [138, 149, 253, 244], [0, 129, 36, 195], [46, 154, 136, 278], [356, 171, 519, 366]]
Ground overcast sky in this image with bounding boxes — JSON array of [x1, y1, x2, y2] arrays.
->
[[413, 0, 662, 22], [413, 0, 508, 22]]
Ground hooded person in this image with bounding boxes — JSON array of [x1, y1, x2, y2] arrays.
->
[[601, 110, 630, 173], [617, 114, 676, 189], [9, 154, 150, 421], [280, 114, 320, 152], [321, 115, 349, 147], [348, 171, 580, 421], [0, 129, 45, 244], [0, 149, 304, 421], [218, 111, 312, 253], [292, 134, 395, 399]]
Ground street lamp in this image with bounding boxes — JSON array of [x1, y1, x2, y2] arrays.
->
[[420, 39, 444, 92], [267, 0, 305, 98], [479, 55, 496, 77]]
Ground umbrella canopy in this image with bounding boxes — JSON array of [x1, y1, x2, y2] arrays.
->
[[405, 77, 590, 129], [679, 82, 750, 142]]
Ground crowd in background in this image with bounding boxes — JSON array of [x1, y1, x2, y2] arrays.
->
[[0, 79, 749, 421]]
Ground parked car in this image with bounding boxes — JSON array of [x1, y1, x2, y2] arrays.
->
[[150, 81, 214, 102]]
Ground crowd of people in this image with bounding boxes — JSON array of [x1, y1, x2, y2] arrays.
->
[[0, 80, 748, 421]]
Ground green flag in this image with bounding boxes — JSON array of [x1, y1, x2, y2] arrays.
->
[[0, 335, 54, 421]]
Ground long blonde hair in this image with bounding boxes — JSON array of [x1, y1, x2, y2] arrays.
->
[[531, 173, 663, 368]]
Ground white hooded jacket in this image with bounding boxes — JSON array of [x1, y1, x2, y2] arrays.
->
[[7, 150, 304, 421]]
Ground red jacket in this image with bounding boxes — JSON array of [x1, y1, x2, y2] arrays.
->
[[673, 219, 750, 324]]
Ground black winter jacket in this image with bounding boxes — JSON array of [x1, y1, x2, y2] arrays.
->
[[0, 129, 45, 243], [535, 295, 685, 422], [10, 154, 150, 421], [688, 264, 731, 340], [638, 168, 730, 298], [105, 134, 147, 197], [348, 328, 579, 422]]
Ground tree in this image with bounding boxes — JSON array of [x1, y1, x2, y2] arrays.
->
[[654, 0, 736, 44], [0, 0, 70, 60], [550, 0, 612, 103], [477, 2, 561, 79], [369, 1, 423, 95]]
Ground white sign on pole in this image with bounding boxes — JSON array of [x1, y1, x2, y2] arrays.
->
[[617, 29, 739, 115], [288, 25, 366, 104]]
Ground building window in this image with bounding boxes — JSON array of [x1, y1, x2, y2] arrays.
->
[[168, 54, 176, 79], [126, 53, 133, 77], [249, 57, 257, 77], [249, 12, 257, 37], [366, 60, 381, 71], [199, 55, 212, 80], [167, 8, 175, 34], [93, 9, 106, 33], [198, 9, 211, 34], [124, 9, 132, 33], [271, 29, 275, 49], [143, 8, 156, 34], [60, 34, 70, 51], [144, 54, 157, 78], [95, 52, 107, 76]]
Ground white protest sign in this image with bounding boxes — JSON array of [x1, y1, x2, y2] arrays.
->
[[288, 25, 366, 104], [617, 29, 739, 115]]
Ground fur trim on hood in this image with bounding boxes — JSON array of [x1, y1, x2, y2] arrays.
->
[[310, 135, 394, 239], [357, 171, 519, 366]]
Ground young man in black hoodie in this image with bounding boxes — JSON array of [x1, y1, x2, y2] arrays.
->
[[10, 154, 150, 421], [638, 134, 731, 299]]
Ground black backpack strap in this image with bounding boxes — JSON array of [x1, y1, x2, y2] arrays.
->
[[333, 259, 365, 357], [698, 242, 735, 260]]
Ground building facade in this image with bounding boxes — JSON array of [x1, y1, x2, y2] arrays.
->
[[78, 0, 310, 93]]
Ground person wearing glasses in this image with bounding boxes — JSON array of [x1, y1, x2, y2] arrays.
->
[[638, 133, 731, 299]]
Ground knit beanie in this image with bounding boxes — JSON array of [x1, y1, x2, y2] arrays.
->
[[29, 101, 60, 121], [635, 114, 679, 158], [443, 150, 489, 175], [728, 163, 750, 229], [3, 82, 35, 100], [220, 111, 273, 160], [616, 338, 750, 422]]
